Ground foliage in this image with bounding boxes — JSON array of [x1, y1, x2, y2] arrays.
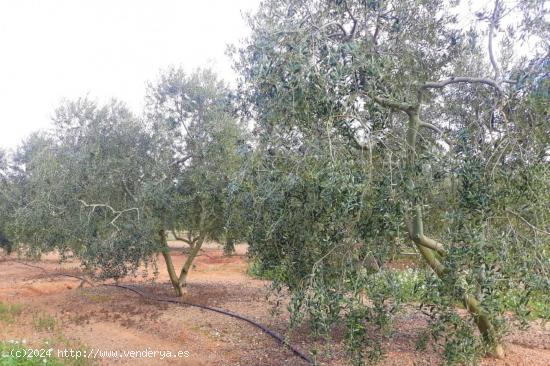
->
[[0, 0, 547, 363], [0, 342, 62, 366], [0, 148, 14, 254], [233, 0, 549, 363], [143, 67, 248, 293], [145, 67, 247, 247], [3, 68, 246, 296], [5, 103, 160, 277]]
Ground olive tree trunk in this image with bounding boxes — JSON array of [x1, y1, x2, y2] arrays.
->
[[159, 229, 184, 297], [404, 110, 504, 358], [159, 229, 205, 298], [178, 235, 205, 288]]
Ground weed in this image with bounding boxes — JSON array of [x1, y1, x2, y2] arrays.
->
[[33, 314, 57, 332], [0, 302, 23, 323]]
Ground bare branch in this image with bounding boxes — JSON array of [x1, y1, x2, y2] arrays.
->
[[343, 0, 358, 40], [122, 179, 137, 203], [421, 77, 503, 94], [372, 12, 381, 46], [371, 95, 416, 114], [408, 206, 447, 257], [171, 229, 192, 244], [505, 209, 550, 236], [415, 235, 447, 257], [77, 199, 139, 230], [488, 0, 501, 80], [418, 121, 441, 133], [170, 154, 192, 166], [418, 122, 452, 147], [337, 22, 348, 37]]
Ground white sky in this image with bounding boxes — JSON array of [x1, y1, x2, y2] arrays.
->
[[0, 0, 260, 149]]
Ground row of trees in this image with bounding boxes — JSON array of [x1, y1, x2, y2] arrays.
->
[[0, 69, 246, 297], [1, 0, 548, 364]]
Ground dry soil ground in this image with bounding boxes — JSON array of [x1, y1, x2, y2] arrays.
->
[[0, 242, 548, 366]]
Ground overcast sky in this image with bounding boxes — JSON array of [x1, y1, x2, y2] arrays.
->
[[0, 0, 260, 149]]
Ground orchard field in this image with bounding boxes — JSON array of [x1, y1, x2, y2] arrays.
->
[[0, 0, 549, 365], [0, 242, 548, 366]]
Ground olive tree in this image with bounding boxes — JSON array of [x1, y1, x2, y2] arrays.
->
[[1, 133, 64, 257], [145, 67, 247, 295], [234, 0, 548, 363], [10, 101, 161, 274], [10, 69, 245, 297]]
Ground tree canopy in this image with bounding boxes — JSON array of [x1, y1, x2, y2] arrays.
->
[[2, 68, 247, 297], [0, 1, 547, 364], [232, 0, 549, 363]]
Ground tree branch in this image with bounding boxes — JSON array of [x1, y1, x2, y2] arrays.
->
[[488, 0, 501, 80], [122, 179, 137, 203], [505, 209, 550, 236], [372, 11, 381, 46], [418, 122, 452, 147], [170, 154, 192, 166], [408, 205, 447, 257], [343, 0, 358, 40], [77, 199, 139, 230], [371, 95, 416, 114], [171, 230, 194, 246], [421, 77, 503, 95]]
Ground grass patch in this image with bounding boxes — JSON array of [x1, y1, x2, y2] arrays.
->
[[392, 268, 426, 303], [42, 337, 92, 366], [501, 289, 549, 321], [0, 303, 91, 366], [526, 295, 549, 320], [33, 314, 57, 332], [82, 294, 109, 304], [0, 302, 23, 324], [0, 341, 91, 366]]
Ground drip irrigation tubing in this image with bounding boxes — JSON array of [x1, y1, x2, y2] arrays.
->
[[104, 283, 313, 364], [1, 256, 314, 365]]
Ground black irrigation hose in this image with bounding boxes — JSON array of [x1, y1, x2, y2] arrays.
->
[[2, 257, 314, 365], [104, 283, 313, 365]]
